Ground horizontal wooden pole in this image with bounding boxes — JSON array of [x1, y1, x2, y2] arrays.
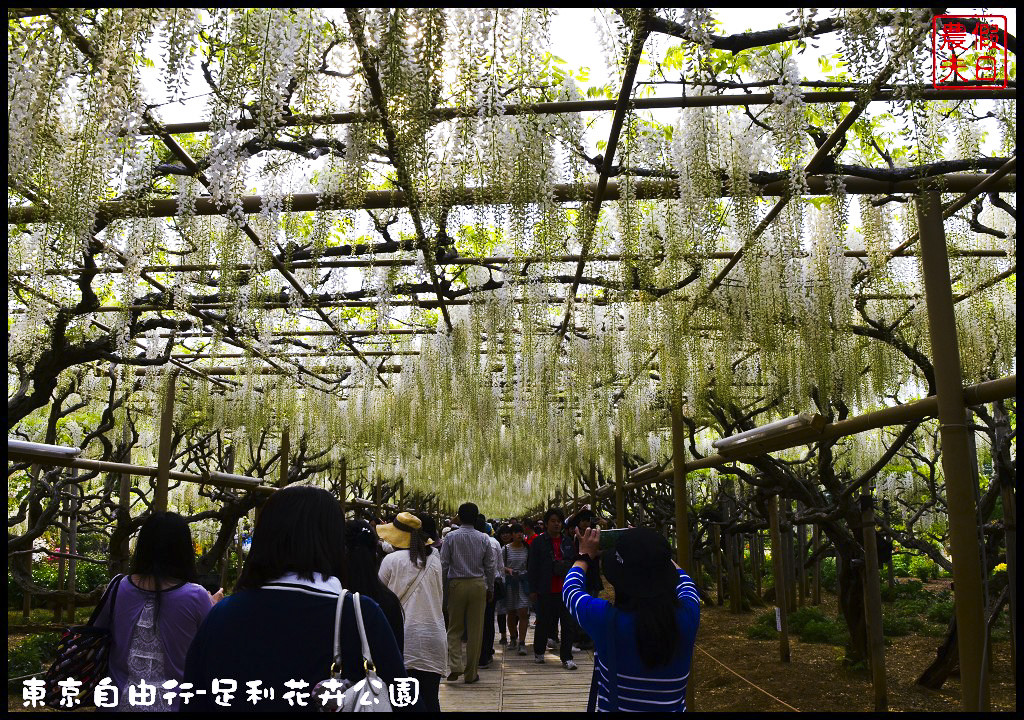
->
[[139, 87, 1015, 136], [15, 248, 1011, 279], [6, 448, 275, 492], [12, 290, 934, 314], [8, 174, 1015, 224], [600, 374, 1016, 497]]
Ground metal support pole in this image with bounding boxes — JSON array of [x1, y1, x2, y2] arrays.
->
[[861, 494, 888, 711], [917, 191, 988, 711], [670, 396, 692, 572], [614, 432, 625, 528], [154, 371, 179, 513], [768, 496, 790, 662]]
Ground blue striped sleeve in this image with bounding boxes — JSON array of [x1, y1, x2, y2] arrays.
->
[[676, 568, 700, 630], [562, 565, 608, 638]]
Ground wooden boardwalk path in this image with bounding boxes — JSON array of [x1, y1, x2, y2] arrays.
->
[[439, 621, 595, 712]]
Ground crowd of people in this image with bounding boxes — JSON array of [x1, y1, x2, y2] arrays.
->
[[92, 486, 699, 712]]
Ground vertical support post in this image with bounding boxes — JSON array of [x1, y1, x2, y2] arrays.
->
[[813, 524, 822, 605], [917, 191, 988, 712], [882, 500, 895, 590], [724, 482, 742, 613], [235, 527, 244, 590], [573, 473, 580, 515], [712, 525, 724, 606], [670, 396, 692, 572], [374, 475, 383, 521], [860, 494, 888, 712], [23, 463, 42, 620], [752, 530, 762, 598], [614, 431, 625, 528], [154, 370, 179, 513], [589, 461, 598, 517], [1000, 481, 1016, 674], [278, 425, 290, 488], [66, 472, 79, 622], [768, 496, 790, 662], [783, 501, 797, 613], [54, 478, 68, 622], [219, 447, 236, 590], [116, 422, 133, 574], [339, 457, 348, 520], [797, 504, 807, 607]]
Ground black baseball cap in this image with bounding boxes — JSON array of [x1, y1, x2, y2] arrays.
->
[[602, 528, 679, 599]]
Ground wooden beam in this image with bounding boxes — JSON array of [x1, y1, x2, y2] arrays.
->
[[10, 174, 1015, 224], [154, 371, 179, 512], [768, 495, 791, 662], [860, 494, 888, 712], [614, 431, 625, 528], [916, 191, 988, 711], [137, 87, 1014, 136]]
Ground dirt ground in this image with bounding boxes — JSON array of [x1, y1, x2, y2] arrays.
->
[[689, 587, 1017, 713]]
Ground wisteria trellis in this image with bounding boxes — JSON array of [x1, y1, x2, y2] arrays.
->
[[7, 8, 1016, 515]]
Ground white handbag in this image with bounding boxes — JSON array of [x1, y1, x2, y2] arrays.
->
[[314, 590, 393, 713]]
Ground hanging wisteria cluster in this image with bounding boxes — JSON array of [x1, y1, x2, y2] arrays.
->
[[8, 8, 1016, 514]]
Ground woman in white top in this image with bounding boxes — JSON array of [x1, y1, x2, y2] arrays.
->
[[377, 512, 447, 712]]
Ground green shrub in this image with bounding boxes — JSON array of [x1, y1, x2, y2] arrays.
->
[[818, 556, 837, 592], [787, 607, 849, 645], [8, 632, 60, 679], [747, 609, 779, 639], [8, 560, 110, 607], [926, 599, 954, 624], [799, 618, 850, 645], [788, 606, 830, 634], [895, 596, 930, 615], [882, 609, 922, 636], [909, 555, 939, 582]]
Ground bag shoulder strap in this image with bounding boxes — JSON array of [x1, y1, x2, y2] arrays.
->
[[397, 561, 429, 606], [87, 573, 125, 626], [605, 606, 618, 712], [351, 592, 375, 672], [331, 589, 348, 674]]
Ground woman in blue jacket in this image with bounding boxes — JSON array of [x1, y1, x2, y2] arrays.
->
[[564, 527, 700, 712]]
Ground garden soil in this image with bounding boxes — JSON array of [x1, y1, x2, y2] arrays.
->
[[689, 582, 1016, 712]]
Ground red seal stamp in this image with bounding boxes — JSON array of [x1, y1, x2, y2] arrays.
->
[[932, 15, 1008, 89]]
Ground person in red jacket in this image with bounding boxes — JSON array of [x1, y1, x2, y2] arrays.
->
[[527, 508, 578, 670]]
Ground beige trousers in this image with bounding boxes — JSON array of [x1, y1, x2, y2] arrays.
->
[[446, 576, 487, 679]]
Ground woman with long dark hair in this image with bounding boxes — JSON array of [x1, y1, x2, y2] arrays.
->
[[94, 511, 219, 711], [377, 512, 447, 712], [345, 519, 405, 653], [564, 527, 700, 712], [183, 486, 405, 711]]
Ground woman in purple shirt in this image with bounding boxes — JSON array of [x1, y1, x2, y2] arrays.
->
[[94, 512, 220, 711]]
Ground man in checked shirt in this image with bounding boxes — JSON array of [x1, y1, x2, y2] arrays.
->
[[440, 502, 496, 684]]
